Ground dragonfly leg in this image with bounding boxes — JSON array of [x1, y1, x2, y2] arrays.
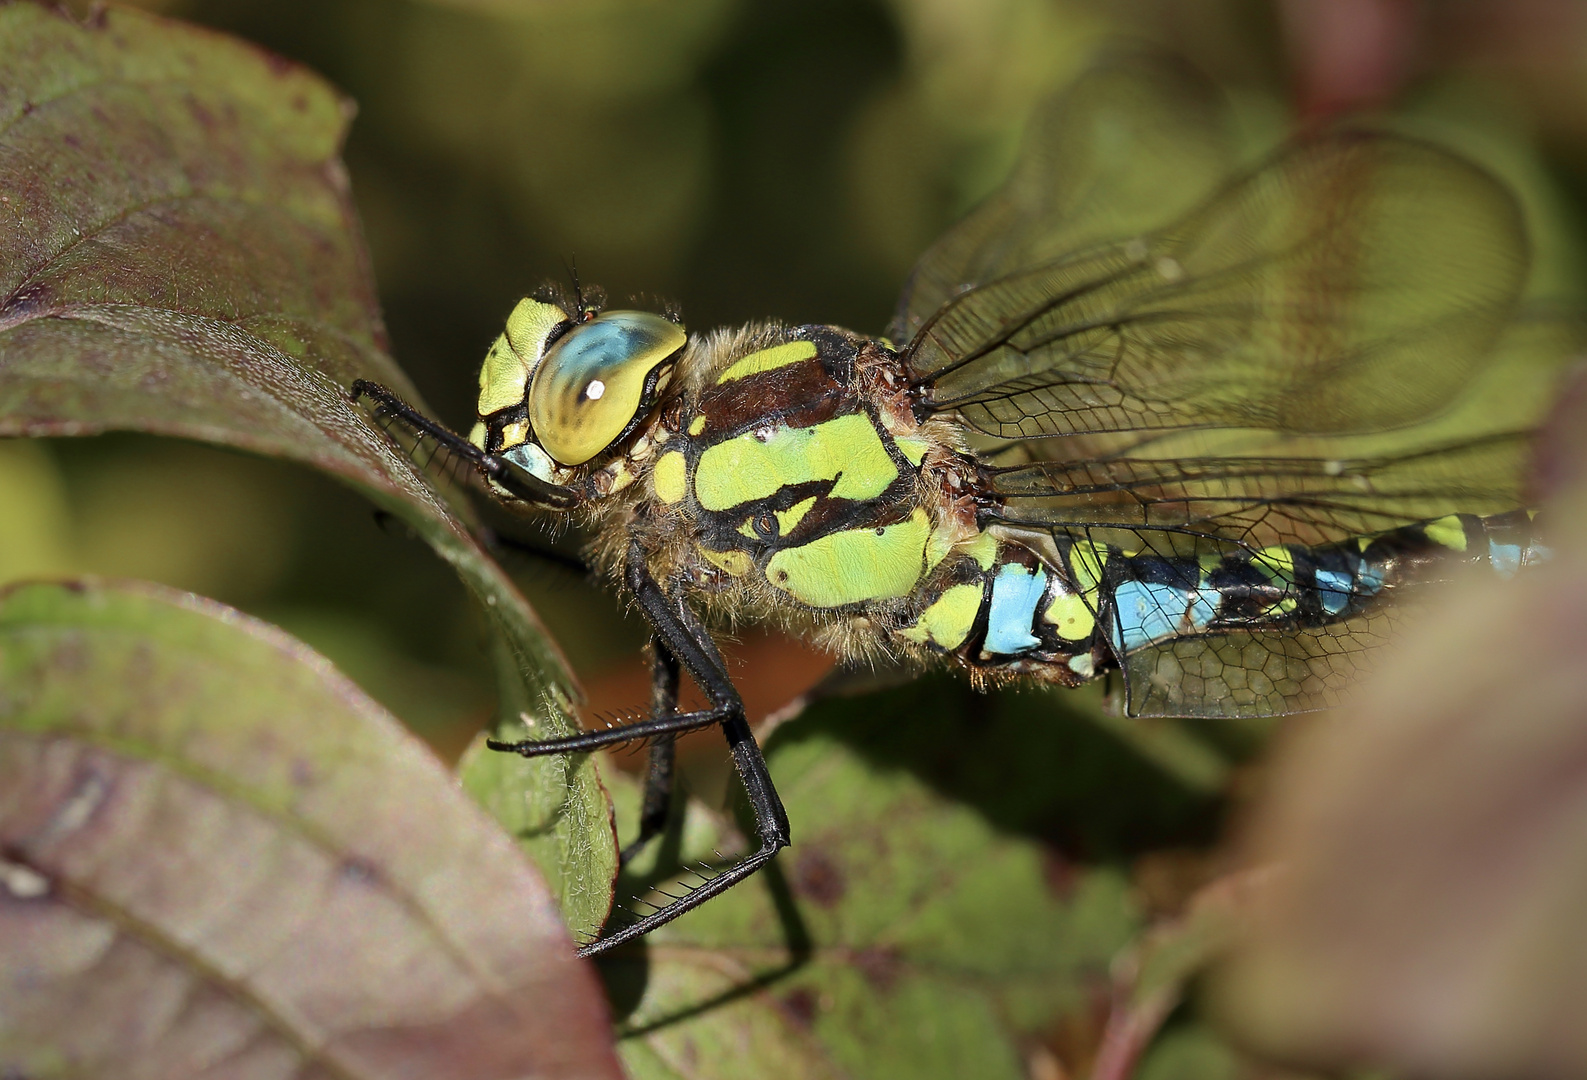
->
[[618, 641, 680, 867], [487, 706, 721, 756], [349, 380, 579, 509], [566, 544, 790, 956], [492, 542, 791, 957]]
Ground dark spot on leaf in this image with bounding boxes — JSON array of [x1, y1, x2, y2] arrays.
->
[[292, 94, 308, 112], [188, 100, 217, 131], [790, 849, 845, 907], [850, 946, 901, 992], [1042, 847, 1080, 901], [290, 758, 315, 788], [777, 987, 818, 1028], [62, 133, 80, 149], [0, 280, 59, 322], [339, 856, 382, 887]]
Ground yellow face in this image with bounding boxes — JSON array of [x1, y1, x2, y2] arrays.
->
[[469, 299, 686, 485]]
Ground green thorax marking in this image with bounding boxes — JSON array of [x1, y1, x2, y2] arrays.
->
[[693, 412, 898, 511], [766, 508, 933, 607]]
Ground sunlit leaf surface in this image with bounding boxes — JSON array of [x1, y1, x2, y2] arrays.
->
[[0, 578, 622, 1080], [0, 2, 615, 927]]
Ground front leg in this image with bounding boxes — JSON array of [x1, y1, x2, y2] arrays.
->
[[490, 541, 791, 957]]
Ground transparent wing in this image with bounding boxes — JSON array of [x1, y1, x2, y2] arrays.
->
[[986, 316, 1577, 550], [982, 317, 1579, 718], [1118, 609, 1399, 718], [906, 130, 1531, 443], [1038, 522, 1466, 718], [889, 54, 1239, 345], [895, 60, 1576, 719]]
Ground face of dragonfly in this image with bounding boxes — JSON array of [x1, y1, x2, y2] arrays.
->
[[468, 298, 686, 495]]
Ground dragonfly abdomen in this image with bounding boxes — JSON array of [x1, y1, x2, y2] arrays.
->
[[893, 509, 1549, 691], [1103, 509, 1550, 654]]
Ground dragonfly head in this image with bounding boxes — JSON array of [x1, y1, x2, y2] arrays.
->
[[468, 296, 686, 502]]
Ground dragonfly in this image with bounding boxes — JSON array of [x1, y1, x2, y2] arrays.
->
[[352, 57, 1570, 956]]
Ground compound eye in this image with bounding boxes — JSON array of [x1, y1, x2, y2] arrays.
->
[[528, 311, 686, 465]]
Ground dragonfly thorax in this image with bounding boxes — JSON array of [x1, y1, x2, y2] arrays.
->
[[589, 322, 1111, 689]]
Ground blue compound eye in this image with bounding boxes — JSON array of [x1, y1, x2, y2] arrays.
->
[[527, 311, 686, 465]]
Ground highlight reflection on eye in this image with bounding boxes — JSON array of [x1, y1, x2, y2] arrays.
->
[[527, 310, 687, 465]]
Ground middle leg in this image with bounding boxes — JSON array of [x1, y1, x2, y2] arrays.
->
[[620, 641, 681, 867]]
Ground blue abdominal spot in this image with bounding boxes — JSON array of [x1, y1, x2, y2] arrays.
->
[[984, 564, 1047, 655], [1315, 568, 1353, 615], [1489, 540, 1522, 579], [1110, 579, 1214, 653]]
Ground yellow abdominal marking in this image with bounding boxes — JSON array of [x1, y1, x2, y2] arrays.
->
[[688, 415, 708, 436], [766, 509, 931, 608], [1043, 593, 1095, 641], [1068, 541, 1109, 601], [1425, 515, 1468, 551], [900, 583, 983, 649], [694, 413, 897, 511], [716, 340, 818, 384], [1255, 545, 1296, 584]]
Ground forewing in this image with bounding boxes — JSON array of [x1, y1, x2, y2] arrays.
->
[[908, 132, 1530, 443], [982, 318, 1575, 719], [889, 54, 1237, 345], [987, 315, 1578, 549]]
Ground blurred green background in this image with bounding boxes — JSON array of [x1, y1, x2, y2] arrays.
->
[[5, 0, 1587, 769]]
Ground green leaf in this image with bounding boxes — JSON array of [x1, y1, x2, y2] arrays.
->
[[602, 680, 1175, 1080], [0, 2, 615, 928], [0, 578, 622, 1079]]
